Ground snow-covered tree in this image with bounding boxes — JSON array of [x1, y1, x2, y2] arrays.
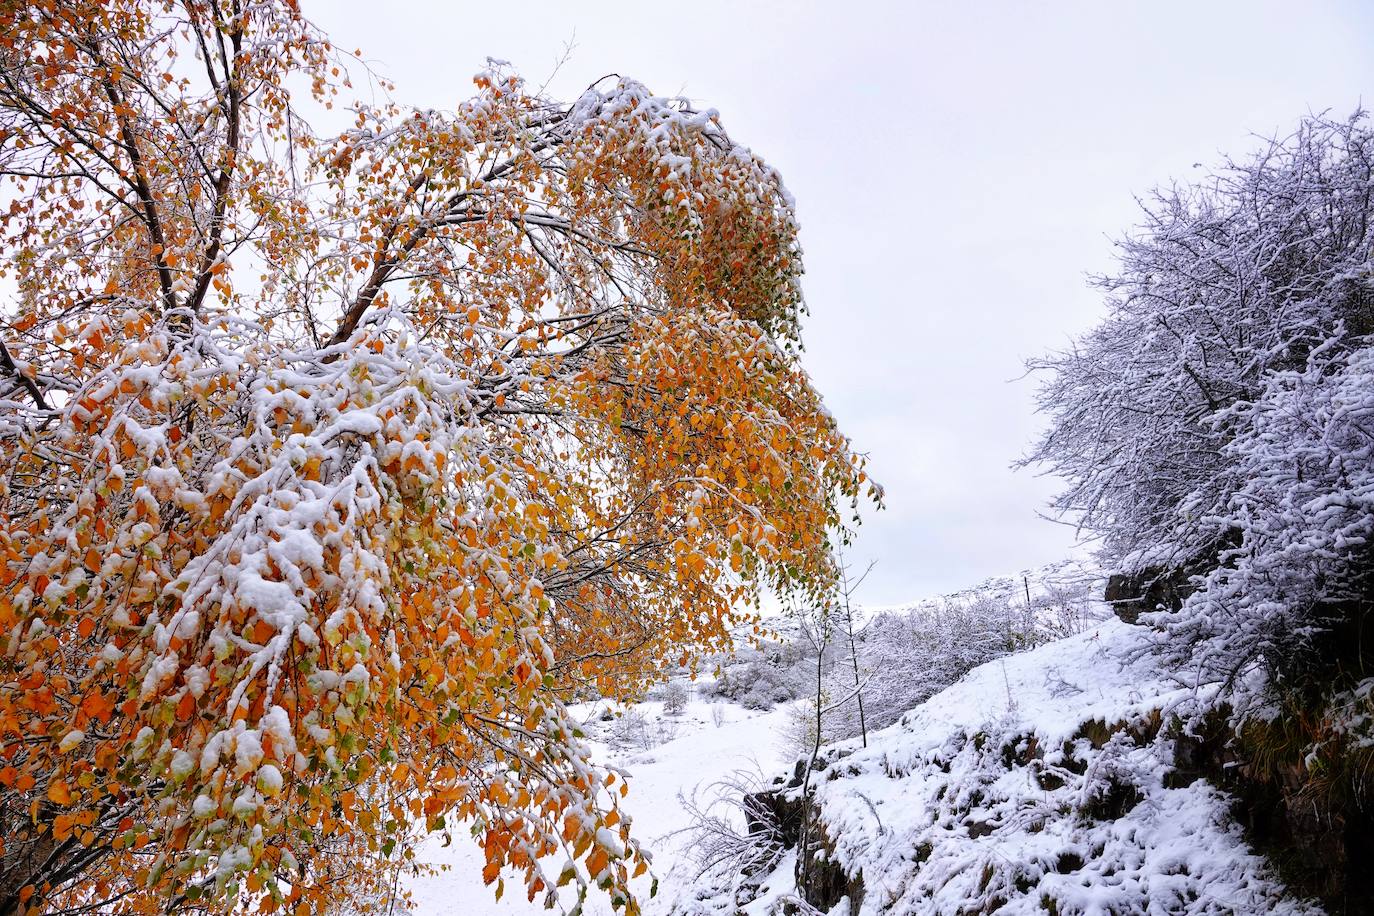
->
[[1024, 113, 1374, 572], [0, 3, 875, 914], [1025, 111, 1374, 716], [660, 680, 690, 717], [1161, 339, 1374, 711]]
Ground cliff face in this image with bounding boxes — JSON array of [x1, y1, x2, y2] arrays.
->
[[724, 620, 1327, 916]]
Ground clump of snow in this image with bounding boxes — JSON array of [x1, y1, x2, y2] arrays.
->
[[184, 664, 210, 698], [261, 704, 297, 760], [256, 764, 283, 797], [192, 794, 217, 819], [232, 787, 262, 819], [169, 749, 196, 780], [233, 727, 264, 775]]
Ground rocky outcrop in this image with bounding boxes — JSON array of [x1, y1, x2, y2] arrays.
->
[[1170, 713, 1374, 915], [746, 751, 865, 915], [1103, 564, 1196, 624], [745, 716, 1370, 916], [746, 783, 863, 915]]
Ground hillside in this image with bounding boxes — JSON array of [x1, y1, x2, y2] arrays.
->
[[686, 619, 1321, 916]]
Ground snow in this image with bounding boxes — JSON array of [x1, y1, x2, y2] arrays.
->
[[184, 664, 210, 698], [406, 620, 1320, 915], [261, 704, 296, 759], [405, 699, 796, 916], [232, 787, 262, 818], [725, 619, 1318, 916], [234, 727, 264, 775], [872, 617, 1187, 748], [256, 764, 283, 797], [192, 794, 216, 819], [169, 750, 195, 780]]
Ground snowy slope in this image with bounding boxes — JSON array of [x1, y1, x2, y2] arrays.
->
[[405, 700, 797, 916], [710, 619, 1321, 916]]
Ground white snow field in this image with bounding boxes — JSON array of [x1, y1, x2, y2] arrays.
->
[[714, 618, 1321, 916], [404, 699, 797, 916], [409, 618, 1321, 916]]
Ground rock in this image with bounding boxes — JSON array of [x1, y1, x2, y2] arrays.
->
[[1103, 565, 1196, 624], [747, 767, 865, 915]]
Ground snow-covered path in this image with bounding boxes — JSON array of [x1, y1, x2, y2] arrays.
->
[[405, 700, 796, 915]]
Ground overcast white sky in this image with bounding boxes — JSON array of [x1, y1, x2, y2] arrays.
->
[[311, 0, 1374, 604]]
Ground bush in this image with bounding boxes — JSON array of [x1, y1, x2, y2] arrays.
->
[[662, 680, 690, 716], [707, 640, 809, 710], [608, 707, 679, 751]]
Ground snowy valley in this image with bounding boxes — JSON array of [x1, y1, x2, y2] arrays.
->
[[405, 697, 795, 916]]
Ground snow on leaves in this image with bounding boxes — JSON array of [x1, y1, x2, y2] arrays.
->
[[0, 3, 873, 914]]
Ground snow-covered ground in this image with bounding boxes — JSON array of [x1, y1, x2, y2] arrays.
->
[[404, 698, 797, 916], [408, 618, 1321, 916], [721, 618, 1320, 916]]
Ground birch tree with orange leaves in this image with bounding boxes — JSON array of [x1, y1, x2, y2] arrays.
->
[[0, 2, 877, 914]]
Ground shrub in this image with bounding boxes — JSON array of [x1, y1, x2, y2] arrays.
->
[[663, 680, 691, 716]]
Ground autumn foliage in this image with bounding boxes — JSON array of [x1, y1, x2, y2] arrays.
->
[[0, 1, 873, 914]]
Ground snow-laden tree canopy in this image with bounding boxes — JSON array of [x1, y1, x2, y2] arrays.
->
[[1025, 112, 1374, 715], [0, 3, 875, 913]]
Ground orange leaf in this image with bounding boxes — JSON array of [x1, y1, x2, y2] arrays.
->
[[176, 692, 196, 721], [80, 692, 114, 724], [47, 779, 74, 806]]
